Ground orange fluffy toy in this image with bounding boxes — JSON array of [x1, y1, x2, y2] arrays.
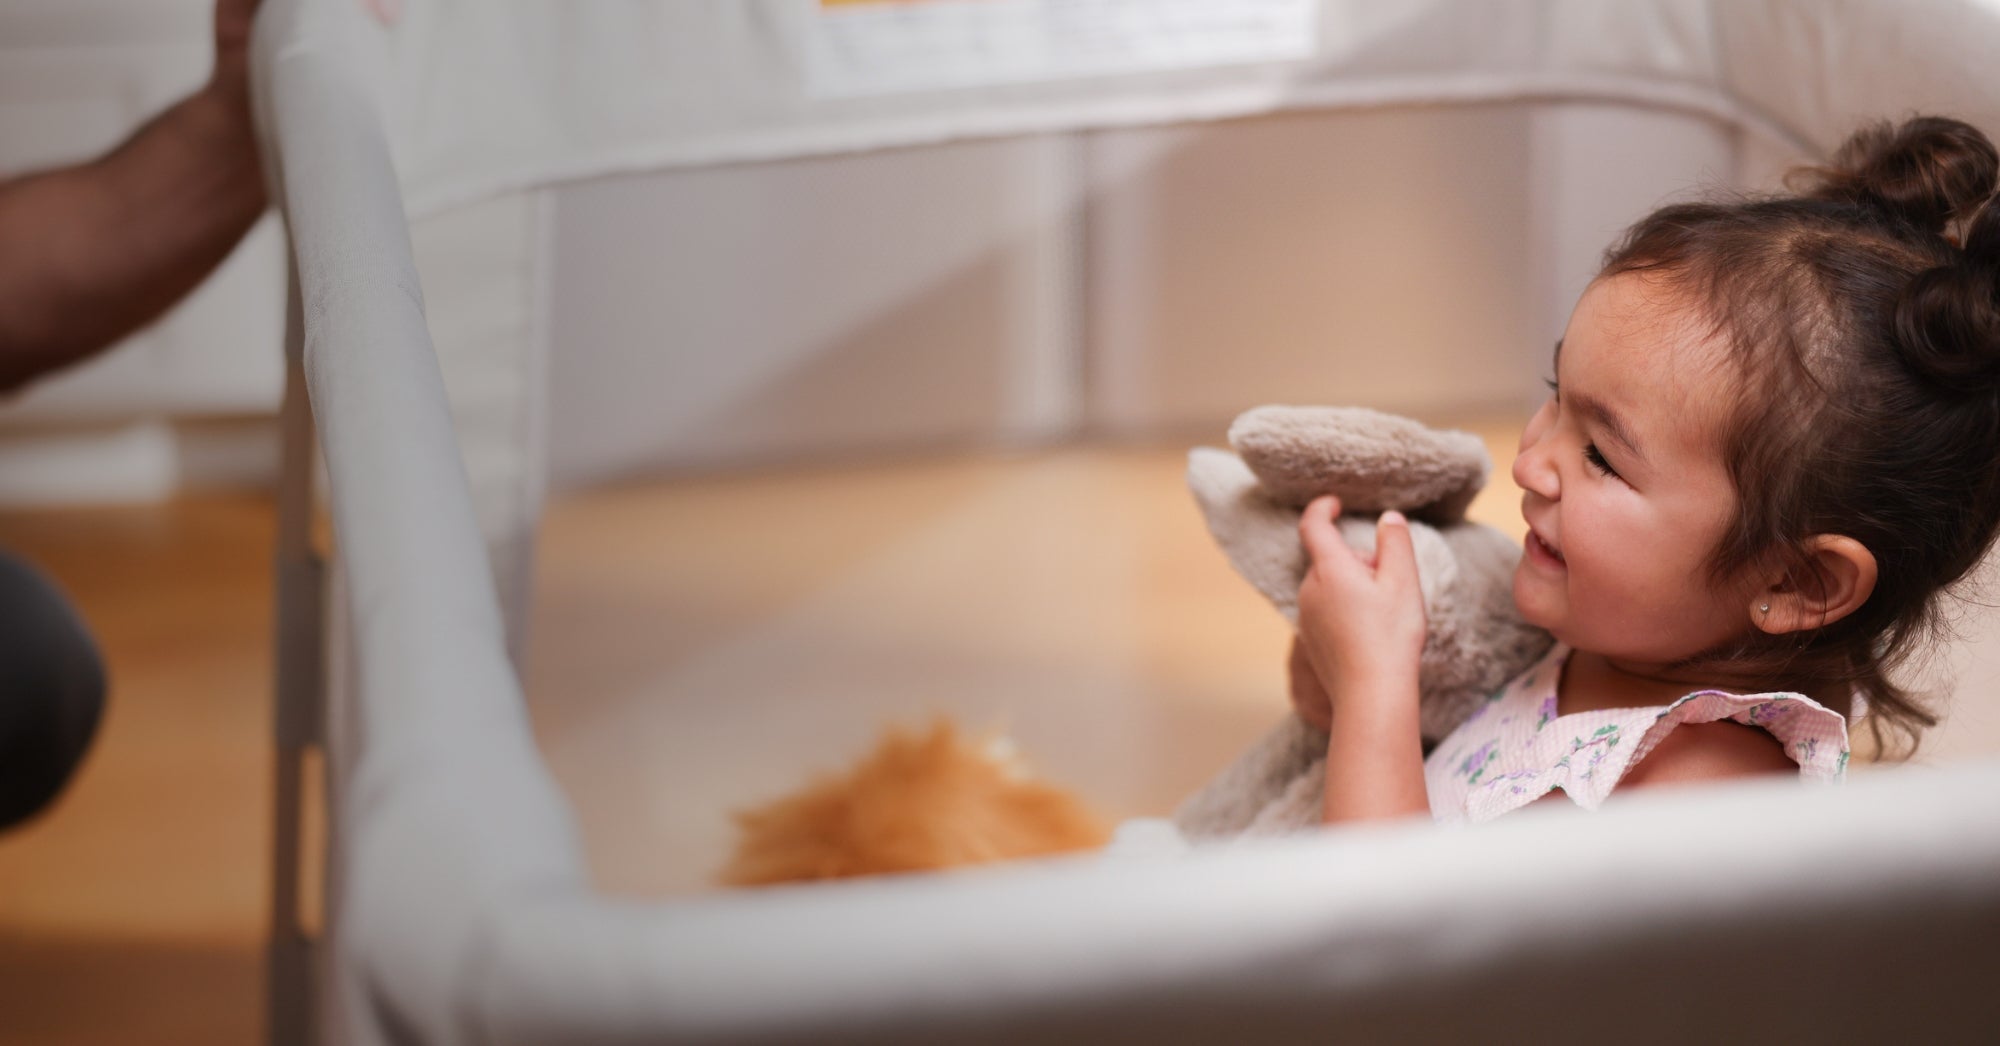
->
[[719, 721, 1110, 887]]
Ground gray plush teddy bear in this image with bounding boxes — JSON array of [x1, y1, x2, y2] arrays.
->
[[1167, 405, 1554, 840]]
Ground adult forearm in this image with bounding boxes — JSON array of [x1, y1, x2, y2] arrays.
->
[[0, 82, 266, 393], [1321, 670, 1430, 824]]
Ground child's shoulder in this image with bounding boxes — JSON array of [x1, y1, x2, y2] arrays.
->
[[1628, 688, 1852, 788], [1430, 653, 1851, 824], [1617, 715, 1797, 790]]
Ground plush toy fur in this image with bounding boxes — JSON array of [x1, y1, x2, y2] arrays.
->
[[721, 406, 1552, 884], [719, 721, 1110, 886], [1173, 406, 1551, 839]]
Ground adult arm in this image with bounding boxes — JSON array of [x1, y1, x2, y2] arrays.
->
[[0, 0, 265, 393]]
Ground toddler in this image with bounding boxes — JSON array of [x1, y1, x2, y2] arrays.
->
[[1290, 115, 2000, 825]]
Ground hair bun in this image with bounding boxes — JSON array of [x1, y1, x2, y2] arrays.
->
[[1895, 193, 2000, 393], [1810, 116, 1998, 235]]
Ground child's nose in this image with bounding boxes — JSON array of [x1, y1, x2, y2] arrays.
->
[[1511, 427, 1559, 501], [1518, 397, 1554, 454]]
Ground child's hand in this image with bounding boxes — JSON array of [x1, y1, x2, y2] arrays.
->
[[1287, 635, 1333, 732], [1299, 496, 1433, 824], [1295, 496, 1427, 703]]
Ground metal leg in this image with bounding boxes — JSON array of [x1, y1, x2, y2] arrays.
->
[[268, 259, 323, 1046]]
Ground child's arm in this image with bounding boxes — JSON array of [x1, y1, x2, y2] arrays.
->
[[1286, 636, 1332, 731], [1295, 496, 1431, 824]]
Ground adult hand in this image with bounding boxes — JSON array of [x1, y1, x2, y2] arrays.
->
[[1294, 496, 1427, 705], [212, 0, 261, 99], [0, 0, 269, 391]]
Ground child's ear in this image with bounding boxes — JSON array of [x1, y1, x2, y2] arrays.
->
[[1752, 535, 1877, 635]]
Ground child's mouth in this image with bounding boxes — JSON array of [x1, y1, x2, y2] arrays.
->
[[1527, 529, 1566, 567]]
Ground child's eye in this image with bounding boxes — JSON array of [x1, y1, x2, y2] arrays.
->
[[1543, 376, 1559, 399], [1584, 443, 1619, 478]]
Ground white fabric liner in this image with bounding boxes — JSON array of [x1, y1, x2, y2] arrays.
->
[[256, 0, 2000, 1042], [374, 0, 2000, 220]]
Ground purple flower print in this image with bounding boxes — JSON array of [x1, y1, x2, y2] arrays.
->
[[1483, 769, 1539, 792], [1746, 701, 1797, 727], [1458, 741, 1498, 785], [1559, 725, 1622, 781], [1536, 694, 1559, 730]]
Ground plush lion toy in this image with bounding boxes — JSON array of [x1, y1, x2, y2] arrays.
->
[[719, 406, 1551, 886], [719, 721, 1112, 885]]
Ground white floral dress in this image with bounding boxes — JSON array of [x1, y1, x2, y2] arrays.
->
[[1424, 643, 1851, 825]]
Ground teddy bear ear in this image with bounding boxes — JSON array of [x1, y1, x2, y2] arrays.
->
[[1186, 447, 1308, 619], [1229, 405, 1490, 523]]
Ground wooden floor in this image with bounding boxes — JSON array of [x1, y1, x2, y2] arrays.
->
[[11, 415, 1987, 1042], [0, 495, 272, 1046]]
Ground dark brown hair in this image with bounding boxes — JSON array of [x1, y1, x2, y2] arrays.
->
[[1600, 115, 2000, 757]]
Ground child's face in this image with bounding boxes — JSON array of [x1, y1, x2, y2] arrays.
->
[[1510, 272, 1758, 668]]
